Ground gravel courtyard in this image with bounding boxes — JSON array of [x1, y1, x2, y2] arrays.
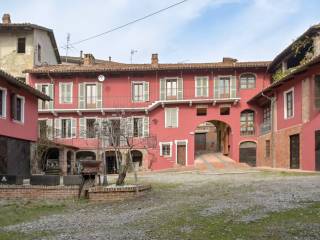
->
[[1, 170, 320, 240]]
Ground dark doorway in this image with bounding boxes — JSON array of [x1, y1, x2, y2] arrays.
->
[[195, 133, 206, 151], [290, 134, 300, 169], [131, 150, 143, 167], [45, 148, 60, 175], [105, 151, 119, 174], [239, 142, 256, 167], [315, 131, 320, 171], [177, 144, 186, 166]]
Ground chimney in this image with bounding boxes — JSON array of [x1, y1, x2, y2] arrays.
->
[[151, 53, 159, 66], [2, 14, 11, 24], [222, 57, 238, 63], [83, 53, 95, 65], [109, 56, 112, 61]]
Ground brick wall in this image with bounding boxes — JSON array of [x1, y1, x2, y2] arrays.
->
[[0, 185, 79, 200], [257, 132, 272, 167]]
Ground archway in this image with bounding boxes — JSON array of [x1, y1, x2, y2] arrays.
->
[[44, 147, 60, 175], [131, 150, 143, 167], [76, 151, 96, 174], [239, 141, 257, 167], [194, 120, 231, 157], [105, 151, 121, 174]]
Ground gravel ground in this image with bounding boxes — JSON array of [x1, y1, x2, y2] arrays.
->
[[2, 171, 320, 239]]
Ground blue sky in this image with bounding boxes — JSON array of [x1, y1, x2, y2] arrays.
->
[[1, 0, 320, 63]]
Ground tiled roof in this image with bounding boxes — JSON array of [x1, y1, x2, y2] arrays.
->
[[0, 69, 50, 100], [0, 23, 61, 63], [24, 61, 270, 74]]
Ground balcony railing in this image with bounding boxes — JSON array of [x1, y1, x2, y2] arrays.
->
[[260, 121, 271, 135]]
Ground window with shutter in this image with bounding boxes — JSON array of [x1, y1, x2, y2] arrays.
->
[[240, 110, 255, 136], [61, 118, 72, 138], [12, 95, 24, 123], [133, 117, 143, 137], [165, 108, 178, 128], [59, 82, 73, 104], [0, 87, 6, 118], [195, 76, 209, 97], [240, 74, 256, 89], [132, 82, 144, 102], [284, 88, 294, 119]]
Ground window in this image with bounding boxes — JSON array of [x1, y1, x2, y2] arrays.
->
[[263, 106, 271, 123], [220, 106, 230, 115], [17, 38, 26, 53], [315, 75, 320, 109], [195, 76, 209, 97], [35, 84, 53, 110], [11, 95, 24, 123], [86, 119, 97, 138], [0, 87, 6, 118], [165, 108, 178, 128], [284, 88, 294, 119], [197, 107, 207, 116], [61, 119, 72, 138], [240, 110, 255, 136], [59, 82, 73, 104], [219, 77, 230, 98], [166, 79, 177, 99], [38, 119, 53, 139], [133, 117, 143, 137], [240, 74, 256, 89], [37, 44, 41, 62], [133, 82, 144, 102], [265, 140, 271, 158], [86, 84, 97, 108], [160, 142, 172, 157]]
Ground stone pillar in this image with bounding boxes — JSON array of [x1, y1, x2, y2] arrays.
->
[[59, 148, 67, 176]]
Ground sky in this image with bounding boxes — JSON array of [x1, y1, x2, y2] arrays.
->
[[1, 0, 320, 64]]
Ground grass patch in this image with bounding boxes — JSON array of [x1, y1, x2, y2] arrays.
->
[[0, 201, 66, 227], [146, 202, 320, 240], [0, 230, 53, 240], [259, 170, 320, 177]]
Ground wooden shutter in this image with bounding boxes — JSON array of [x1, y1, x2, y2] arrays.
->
[[143, 116, 149, 137], [48, 84, 54, 109], [47, 119, 53, 140], [79, 83, 85, 108], [96, 82, 102, 108], [54, 118, 61, 138], [79, 118, 86, 138], [144, 81, 149, 102], [126, 117, 133, 137], [177, 78, 183, 100], [214, 77, 219, 99], [230, 76, 237, 98], [71, 118, 77, 138], [160, 78, 166, 100]]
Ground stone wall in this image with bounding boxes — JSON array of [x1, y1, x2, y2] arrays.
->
[[0, 185, 79, 200]]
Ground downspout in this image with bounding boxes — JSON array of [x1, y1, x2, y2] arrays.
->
[[261, 92, 276, 168]]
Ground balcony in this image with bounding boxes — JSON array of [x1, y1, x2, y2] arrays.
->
[[260, 121, 271, 135]]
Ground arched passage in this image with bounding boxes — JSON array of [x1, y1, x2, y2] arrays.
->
[[239, 141, 257, 167], [44, 147, 60, 175], [131, 150, 143, 167], [194, 120, 231, 157], [105, 151, 121, 174]]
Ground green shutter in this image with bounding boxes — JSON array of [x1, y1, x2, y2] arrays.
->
[[195, 77, 201, 97], [54, 118, 61, 138], [96, 83, 102, 108], [126, 117, 133, 137], [71, 118, 77, 138], [230, 76, 237, 98], [177, 78, 183, 100], [79, 83, 85, 109], [48, 84, 54, 109], [79, 118, 86, 138], [214, 77, 219, 99], [160, 78, 166, 100], [47, 119, 53, 140], [143, 116, 149, 137], [144, 81, 149, 102]]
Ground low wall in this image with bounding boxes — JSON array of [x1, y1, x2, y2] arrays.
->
[[0, 185, 79, 200], [89, 184, 152, 202]]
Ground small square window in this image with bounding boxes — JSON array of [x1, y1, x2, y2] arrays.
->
[[197, 107, 207, 116], [220, 107, 230, 115], [17, 38, 26, 53], [161, 144, 171, 157]]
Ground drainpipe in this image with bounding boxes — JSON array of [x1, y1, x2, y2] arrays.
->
[[261, 92, 276, 168]]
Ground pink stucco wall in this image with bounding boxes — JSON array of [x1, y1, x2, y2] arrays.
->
[[0, 78, 39, 142]]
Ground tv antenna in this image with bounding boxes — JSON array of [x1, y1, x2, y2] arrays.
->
[[130, 49, 138, 63]]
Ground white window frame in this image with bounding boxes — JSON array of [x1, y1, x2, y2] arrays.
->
[[13, 95, 25, 124], [60, 118, 73, 139], [165, 78, 178, 98], [175, 139, 188, 166], [132, 81, 145, 102], [195, 76, 209, 97], [159, 142, 173, 157], [284, 87, 294, 119], [165, 107, 179, 128], [133, 116, 144, 137], [0, 87, 7, 119], [59, 82, 73, 104]]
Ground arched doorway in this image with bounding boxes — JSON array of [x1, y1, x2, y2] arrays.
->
[[131, 150, 143, 167], [44, 148, 60, 175], [105, 151, 121, 174], [239, 141, 257, 167], [194, 120, 231, 157]]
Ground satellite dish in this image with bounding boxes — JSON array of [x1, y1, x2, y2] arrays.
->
[[98, 75, 105, 82]]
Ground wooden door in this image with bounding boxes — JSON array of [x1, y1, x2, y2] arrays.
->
[[316, 131, 320, 171], [195, 133, 206, 151], [177, 144, 186, 166], [290, 134, 300, 169]]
